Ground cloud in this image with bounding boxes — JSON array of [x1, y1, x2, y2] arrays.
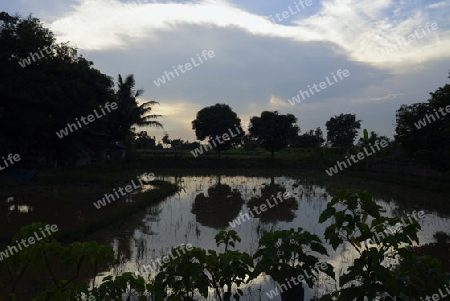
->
[[48, 0, 450, 66], [269, 95, 289, 108], [293, 0, 450, 64], [135, 98, 199, 141], [50, 0, 294, 50], [352, 93, 405, 103], [5, 0, 449, 142], [429, 2, 447, 9]]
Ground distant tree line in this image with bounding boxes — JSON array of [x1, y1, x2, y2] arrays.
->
[[185, 73, 450, 169]]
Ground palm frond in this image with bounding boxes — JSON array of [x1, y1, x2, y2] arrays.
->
[[114, 74, 164, 142], [143, 114, 163, 119], [136, 121, 164, 128], [135, 89, 144, 98], [139, 101, 160, 108]]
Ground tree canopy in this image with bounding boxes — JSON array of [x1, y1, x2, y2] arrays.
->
[[249, 111, 299, 159], [192, 103, 243, 157], [0, 12, 116, 159], [395, 72, 450, 170], [290, 127, 325, 148], [0, 12, 162, 164], [325, 113, 361, 148]]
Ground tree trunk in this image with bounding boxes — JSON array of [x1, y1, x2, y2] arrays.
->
[[271, 151, 274, 160]]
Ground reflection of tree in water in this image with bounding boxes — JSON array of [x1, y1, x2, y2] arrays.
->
[[247, 177, 298, 223], [192, 178, 244, 229]]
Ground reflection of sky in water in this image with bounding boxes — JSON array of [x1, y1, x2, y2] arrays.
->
[[91, 175, 450, 301]]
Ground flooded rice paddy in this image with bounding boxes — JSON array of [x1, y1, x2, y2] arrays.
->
[[78, 174, 450, 300]]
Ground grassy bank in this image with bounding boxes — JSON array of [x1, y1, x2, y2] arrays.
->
[[136, 149, 450, 193], [61, 179, 179, 242]]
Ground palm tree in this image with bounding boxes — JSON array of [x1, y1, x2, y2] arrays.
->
[[112, 74, 163, 146]]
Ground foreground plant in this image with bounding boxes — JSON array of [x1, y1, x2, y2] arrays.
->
[[0, 222, 115, 301], [152, 230, 253, 301], [318, 189, 449, 301], [253, 228, 334, 301], [92, 272, 149, 301]]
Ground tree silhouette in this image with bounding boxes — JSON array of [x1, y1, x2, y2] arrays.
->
[[290, 127, 325, 148], [249, 111, 299, 159], [110, 74, 163, 146], [192, 176, 244, 229], [192, 104, 243, 158], [395, 72, 450, 170], [325, 113, 361, 148], [247, 177, 298, 223], [0, 12, 115, 161]]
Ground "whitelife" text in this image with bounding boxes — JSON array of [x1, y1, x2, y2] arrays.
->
[[0, 224, 58, 261], [93, 175, 145, 209], [0, 153, 21, 171], [55, 102, 118, 139], [288, 69, 350, 105]]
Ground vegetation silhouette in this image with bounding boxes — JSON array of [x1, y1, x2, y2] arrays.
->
[[110, 74, 163, 147], [192, 175, 244, 229], [247, 176, 298, 223], [192, 104, 244, 159], [0, 12, 162, 162], [325, 113, 361, 149], [249, 111, 299, 159], [395, 72, 450, 171]]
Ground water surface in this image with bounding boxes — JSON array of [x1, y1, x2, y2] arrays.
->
[[84, 174, 450, 300]]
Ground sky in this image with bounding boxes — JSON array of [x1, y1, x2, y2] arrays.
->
[[3, 0, 450, 143]]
